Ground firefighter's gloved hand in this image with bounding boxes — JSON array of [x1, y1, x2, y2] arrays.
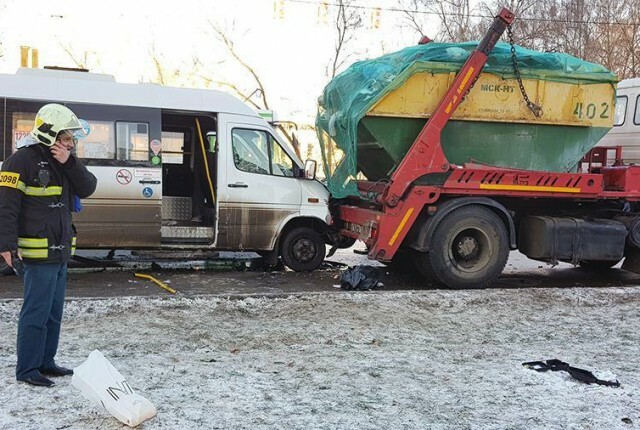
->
[[11, 251, 24, 278], [0, 251, 11, 267]]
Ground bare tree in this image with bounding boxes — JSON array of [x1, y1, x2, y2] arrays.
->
[[477, 0, 540, 46], [207, 22, 270, 110], [59, 43, 90, 69], [328, 0, 363, 78], [617, 0, 640, 78], [399, 0, 483, 42], [399, 0, 430, 38], [149, 43, 181, 86], [430, 0, 484, 41], [588, 0, 629, 77]]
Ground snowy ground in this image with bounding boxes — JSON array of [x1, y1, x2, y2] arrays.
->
[[1, 285, 639, 429]]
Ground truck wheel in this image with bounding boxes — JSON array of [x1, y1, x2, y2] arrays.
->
[[578, 259, 621, 271], [281, 227, 326, 272], [414, 206, 509, 289]]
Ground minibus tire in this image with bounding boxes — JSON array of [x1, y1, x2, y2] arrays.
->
[[281, 227, 326, 272]]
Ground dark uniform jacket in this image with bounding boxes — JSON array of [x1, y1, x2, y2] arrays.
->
[[0, 144, 97, 264]]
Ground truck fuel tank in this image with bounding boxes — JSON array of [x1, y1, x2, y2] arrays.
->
[[518, 216, 626, 265]]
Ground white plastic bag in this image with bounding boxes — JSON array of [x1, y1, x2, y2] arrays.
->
[[72, 350, 157, 427]]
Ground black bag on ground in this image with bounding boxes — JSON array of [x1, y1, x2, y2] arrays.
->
[[340, 266, 382, 291], [523, 359, 620, 387]]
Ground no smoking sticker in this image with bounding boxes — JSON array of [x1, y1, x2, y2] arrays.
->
[[116, 169, 132, 185]]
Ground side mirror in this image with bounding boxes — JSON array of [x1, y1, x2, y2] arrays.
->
[[304, 159, 317, 180]]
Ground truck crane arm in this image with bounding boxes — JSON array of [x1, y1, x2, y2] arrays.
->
[[382, 8, 515, 208]]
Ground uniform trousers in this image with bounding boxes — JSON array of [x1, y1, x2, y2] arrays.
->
[[16, 262, 67, 380]]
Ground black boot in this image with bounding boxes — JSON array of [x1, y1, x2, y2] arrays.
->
[[18, 374, 55, 387], [40, 364, 74, 377]]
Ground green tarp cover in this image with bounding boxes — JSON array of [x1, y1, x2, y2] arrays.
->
[[316, 41, 617, 198]]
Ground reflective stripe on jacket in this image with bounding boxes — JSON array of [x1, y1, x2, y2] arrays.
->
[[0, 144, 96, 264]]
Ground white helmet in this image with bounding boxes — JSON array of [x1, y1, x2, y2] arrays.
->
[[31, 104, 83, 147]]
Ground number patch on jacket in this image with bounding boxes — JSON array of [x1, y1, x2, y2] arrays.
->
[[0, 172, 20, 188]]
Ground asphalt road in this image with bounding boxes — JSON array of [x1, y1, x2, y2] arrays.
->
[[1, 250, 639, 299]]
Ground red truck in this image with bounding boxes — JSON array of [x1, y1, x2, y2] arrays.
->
[[330, 9, 640, 288]]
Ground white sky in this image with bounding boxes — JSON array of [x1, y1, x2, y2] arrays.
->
[[0, 0, 433, 124]]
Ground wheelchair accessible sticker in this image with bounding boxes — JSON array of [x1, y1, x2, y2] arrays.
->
[[142, 187, 153, 198]]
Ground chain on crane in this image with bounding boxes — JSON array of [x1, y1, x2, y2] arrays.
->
[[507, 24, 543, 117]]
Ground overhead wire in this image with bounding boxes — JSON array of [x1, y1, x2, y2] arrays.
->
[[281, 0, 640, 27]]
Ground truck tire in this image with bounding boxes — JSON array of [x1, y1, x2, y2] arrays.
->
[[281, 227, 326, 272], [413, 205, 509, 289], [578, 259, 621, 271]]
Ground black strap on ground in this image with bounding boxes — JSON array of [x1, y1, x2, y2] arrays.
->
[[523, 359, 620, 388]]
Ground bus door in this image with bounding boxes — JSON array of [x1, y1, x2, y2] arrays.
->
[[160, 112, 217, 244], [217, 113, 301, 250]]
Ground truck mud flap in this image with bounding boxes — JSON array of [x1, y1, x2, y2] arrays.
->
[[622, 248, 640, 274]]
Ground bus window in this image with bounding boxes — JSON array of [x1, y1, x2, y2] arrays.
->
[[117, 122, 149, 161], [161, 131, 185, 164], [207, 132, 217, 152], [76, 120, 115, 159], [635, 96, 640, 125], [614, 96, 627, 126], [270, 137, 294, 177], [11, 112, 34, 153], [232, 129, 270, 175], [231, 128, 294, 177]]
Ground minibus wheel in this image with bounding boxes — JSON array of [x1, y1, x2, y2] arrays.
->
[[281, 227, 326, 272]]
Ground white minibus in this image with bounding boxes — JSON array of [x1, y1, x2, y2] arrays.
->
[[0, 68, 332, 273]]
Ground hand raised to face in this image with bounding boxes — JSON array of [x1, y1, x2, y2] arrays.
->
[[50, 133, 75, 164]]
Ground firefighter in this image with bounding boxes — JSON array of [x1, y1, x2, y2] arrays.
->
[[0, 104, 97, 387]]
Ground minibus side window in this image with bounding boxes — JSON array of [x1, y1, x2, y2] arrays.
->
[[207, 132, 217, 152], [635, 95, 640, 125], [75, 121, 115, 159], [232, 128, 295, 177], [232, 129, 270, 175], [270, 136, 294, 177], [161, 131, 186, 164], [11, 112, 35, 154], [614, 96, 627, 126], [117, 122, 149, 161]]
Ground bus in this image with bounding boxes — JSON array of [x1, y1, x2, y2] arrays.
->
[[597, 78, 640, 163], [0, 67, 332, 274]]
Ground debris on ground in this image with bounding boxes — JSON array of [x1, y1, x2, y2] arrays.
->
[[523, 359, 620, 387], [339, 265, 383, 290]]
